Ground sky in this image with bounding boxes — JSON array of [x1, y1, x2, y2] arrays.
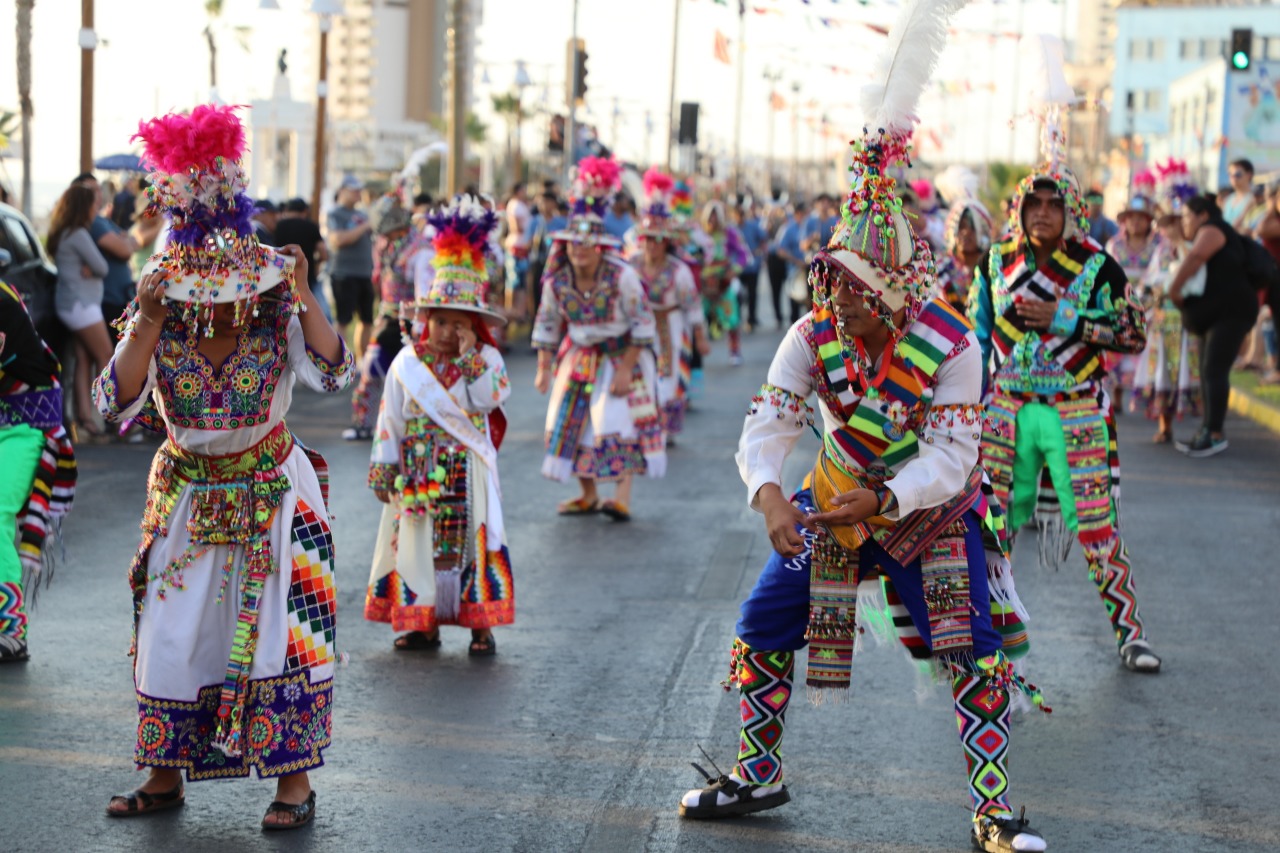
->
[[0, 0, 1074, 217]]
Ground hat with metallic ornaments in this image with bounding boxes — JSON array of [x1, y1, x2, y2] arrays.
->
[[419, 194, 506, 325]]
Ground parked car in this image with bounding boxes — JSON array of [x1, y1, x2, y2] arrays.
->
[[0, 201, 63, 348]]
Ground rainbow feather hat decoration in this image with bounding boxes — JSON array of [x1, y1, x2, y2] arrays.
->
[[419, 194, 505, 324], [132, 104, 295, 324], [552, 156, 623, 246]]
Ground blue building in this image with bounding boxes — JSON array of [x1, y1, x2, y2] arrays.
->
[[1110, 2, 1280, 139]]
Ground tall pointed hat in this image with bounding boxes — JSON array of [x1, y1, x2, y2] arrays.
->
[[810, 0, 966, 331], [1008, 34, 1088, 243]]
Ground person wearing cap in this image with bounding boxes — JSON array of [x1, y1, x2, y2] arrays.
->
[[364, 195, 513, 656], [629, 168, 710, 441], [533, 157, 665, 521], [327, 175, 376, 356], [969, 160, 1161, 676], [1105, 194, 1161, 412], [343, 195, 416, 441], [680, 91, 1048, 850], [93, 105, 353, 829], [935, 197, 995, 312]]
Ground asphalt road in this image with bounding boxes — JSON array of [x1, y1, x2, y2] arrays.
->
[[2, 326, 1279, 853]]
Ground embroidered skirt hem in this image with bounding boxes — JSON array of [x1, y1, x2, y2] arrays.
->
[[134, 673, 332, 781]]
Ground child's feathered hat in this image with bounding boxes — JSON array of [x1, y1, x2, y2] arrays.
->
[[419, 194, 505, 325], [552, 156, 623, 246], [132, 105, 296, 322], [637, 166, 676, 238]]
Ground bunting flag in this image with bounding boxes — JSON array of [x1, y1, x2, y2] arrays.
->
[[714, 29, 732, 64], [771, 92, 787, 111]]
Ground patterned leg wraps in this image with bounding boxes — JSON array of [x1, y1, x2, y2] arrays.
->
[[0, 581, 26, 644], [1087, 538, 1147, 649], [725, 639, 793, 785], [953, 665, 1013, 820]]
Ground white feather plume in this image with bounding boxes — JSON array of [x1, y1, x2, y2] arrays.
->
[[934, 164, 980, 205], [860, 0, 968, 135]]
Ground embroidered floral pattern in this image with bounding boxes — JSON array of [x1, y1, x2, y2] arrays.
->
[[369, 462, 399, 491], [134, 673, 333, 779], [920, 404, 984, 444], [306, 342, 355, 393], [154, 319, 289, 430], [748, 383, 815, 430]]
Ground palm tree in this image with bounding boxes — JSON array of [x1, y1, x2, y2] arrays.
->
[[202, 0, 250, 101], [16, 0, 33, 215]]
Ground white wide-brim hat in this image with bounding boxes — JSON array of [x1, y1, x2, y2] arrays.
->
[[143, 246, 295, 304]]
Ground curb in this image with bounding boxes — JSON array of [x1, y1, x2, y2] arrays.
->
[[1229, 386, 1280, 436]]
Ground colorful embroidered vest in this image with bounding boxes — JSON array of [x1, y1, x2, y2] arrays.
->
[[986, 237, 1107, 394], [546, 258, 624, 326]]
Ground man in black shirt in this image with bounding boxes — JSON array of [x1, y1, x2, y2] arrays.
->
[[274, 198, 330, 311]]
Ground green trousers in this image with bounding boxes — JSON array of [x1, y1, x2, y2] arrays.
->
[[0, 424, 47, 642]]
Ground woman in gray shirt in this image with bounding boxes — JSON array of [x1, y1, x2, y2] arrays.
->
[[48, 183, 112, 436]]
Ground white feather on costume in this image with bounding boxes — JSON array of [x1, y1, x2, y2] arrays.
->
[[860, 0, 968, 133], [934, 164, 980, 207]]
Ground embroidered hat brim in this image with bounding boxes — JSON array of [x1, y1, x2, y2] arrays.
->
[[142, 246, 295, 304], [819, 248, 909, 314]]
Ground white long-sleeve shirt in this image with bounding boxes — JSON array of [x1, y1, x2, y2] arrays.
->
[[735, 314, 983, 519]]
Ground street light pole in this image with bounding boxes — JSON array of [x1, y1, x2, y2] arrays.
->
[[666, 0, 682, 170], [789, 81, 800, 194], [731, 2, 746, 194], [310, 14, 331, 216], [446, 0, 468, 195], [79, 0, 96, 174], [565, 0, 579, 188]]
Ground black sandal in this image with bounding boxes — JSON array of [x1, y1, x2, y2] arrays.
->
[[261, 790, 316, 831], [1120, 641, 1161, 673], [394, 631, 441, 651], [105, 782, 185, 817], [0, 637, 29, 664], [468, 634, 497, 657], [678, 750, 790, 819]]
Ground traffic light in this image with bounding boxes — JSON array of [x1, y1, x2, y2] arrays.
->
[[1230, 28, 1252, 72], [565, 38, 588, 105]]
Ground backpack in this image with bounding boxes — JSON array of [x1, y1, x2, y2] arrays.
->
[[1241, 234, 1280, 294]]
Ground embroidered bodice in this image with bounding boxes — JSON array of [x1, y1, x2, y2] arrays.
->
[[532, 258, 657, 350], [95, 313, 354, 456]]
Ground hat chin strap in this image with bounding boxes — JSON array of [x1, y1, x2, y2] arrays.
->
[[823, 249, 909, 314]]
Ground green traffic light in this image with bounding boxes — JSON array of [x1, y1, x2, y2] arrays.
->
[[1232, 50, 1250, 69]]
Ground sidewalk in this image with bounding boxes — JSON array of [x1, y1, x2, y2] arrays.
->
[[1229, 370, 1280, 434]]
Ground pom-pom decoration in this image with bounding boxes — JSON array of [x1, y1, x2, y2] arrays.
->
[[124, 104, 297, 335]]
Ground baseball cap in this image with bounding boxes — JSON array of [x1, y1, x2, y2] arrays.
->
[[254, 198, 279, 214], [284, 197, 308, 213], [339, 175, 365, 191]]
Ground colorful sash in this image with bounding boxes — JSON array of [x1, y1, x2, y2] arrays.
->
[[813, 297, 972, 473], [131, 421, 298, 758], [982, 388, 1119, 571]]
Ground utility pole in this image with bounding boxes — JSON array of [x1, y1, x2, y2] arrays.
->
[[665, 0, 682, 170], [79, 0, 95, 175], [731, 1, 746, 194], [310, 13, 331, 216], [763, 67, 781, 196], [565, 0, 579, 188], [789, 81, 800, 194], [446, 0, 468, 195]]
